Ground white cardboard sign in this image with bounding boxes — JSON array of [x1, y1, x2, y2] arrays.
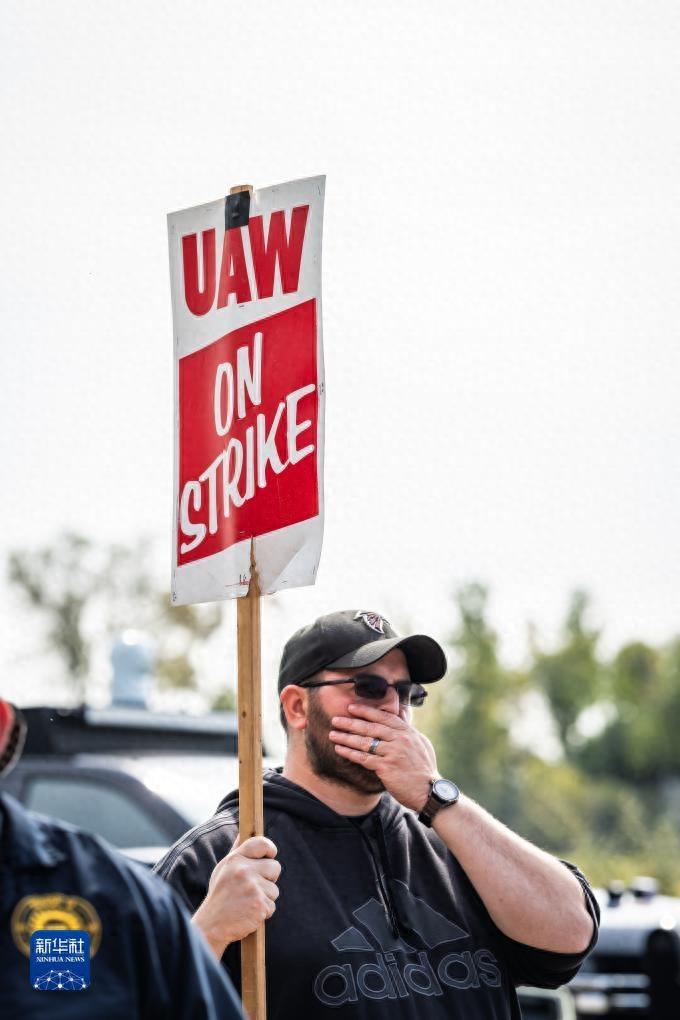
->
[[169, 176, 325, 605]]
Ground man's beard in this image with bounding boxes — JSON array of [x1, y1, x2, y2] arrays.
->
[[305, 694, 384, 795]]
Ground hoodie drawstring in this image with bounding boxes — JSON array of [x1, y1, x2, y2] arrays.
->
[[349, 814, 403, 939], [372, 814, 407, 938]]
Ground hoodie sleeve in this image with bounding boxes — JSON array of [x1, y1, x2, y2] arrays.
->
[[494, 861, 600, 989], [153, 814, 238, 915]]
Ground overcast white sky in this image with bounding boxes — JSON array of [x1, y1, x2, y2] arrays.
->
[[1, 1, 679, 747]]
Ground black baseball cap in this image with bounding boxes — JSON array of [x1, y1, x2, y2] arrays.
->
[[278, 610, 447, 692]]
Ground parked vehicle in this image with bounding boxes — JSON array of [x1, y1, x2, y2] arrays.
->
[[568, 879, 680, 1018], [517, 986, 576, 1019], [0, 704, 274, 865], [520, 878, 680, 1018]]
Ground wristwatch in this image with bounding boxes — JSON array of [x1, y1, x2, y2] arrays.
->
[[418, 778, 460, 827]]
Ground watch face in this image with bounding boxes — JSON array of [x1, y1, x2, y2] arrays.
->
[[432, 779, 460, 804]]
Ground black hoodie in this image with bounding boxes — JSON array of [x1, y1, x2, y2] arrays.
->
[[154, 771, 598, 1019]]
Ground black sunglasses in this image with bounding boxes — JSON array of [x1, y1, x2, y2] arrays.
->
[[300, 673, 428, 707]]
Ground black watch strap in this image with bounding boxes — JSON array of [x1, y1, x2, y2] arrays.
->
[[418, 779, 460, 828]]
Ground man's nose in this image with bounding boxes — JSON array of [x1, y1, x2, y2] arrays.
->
[[377, 684, 401, 714]]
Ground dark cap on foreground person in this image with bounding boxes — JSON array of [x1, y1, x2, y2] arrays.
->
[[0, 701, 26, 777], [278, 609, 447, 691]]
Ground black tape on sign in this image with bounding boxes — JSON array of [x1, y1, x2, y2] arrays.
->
[[225, 190, 250, 230]]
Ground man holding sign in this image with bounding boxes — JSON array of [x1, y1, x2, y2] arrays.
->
[[155, 609, 598, 1018]]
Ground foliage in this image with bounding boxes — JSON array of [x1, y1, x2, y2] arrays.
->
[[575, 638, 680, 782], [529, 590, 603, 753], [7, 531, 222, 698], [211, 689, 237, 712], [428, 584, 528, 822], [8, 533, 101, 698], [420, 584, 680, 894]]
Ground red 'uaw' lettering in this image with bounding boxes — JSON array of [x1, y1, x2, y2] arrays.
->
[[181, 205, 310, 315], [181, 229, 217, 316], [248, 206, 309, 298], [217, 227, 251, 308]]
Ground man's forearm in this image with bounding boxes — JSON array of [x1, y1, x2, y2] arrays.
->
[[433, 794, 594, 953]]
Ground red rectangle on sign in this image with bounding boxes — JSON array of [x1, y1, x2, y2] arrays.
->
[[177, 299, 318, 565]]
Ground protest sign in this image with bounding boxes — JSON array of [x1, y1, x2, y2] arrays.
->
[[169, 177, 325, 1019], [169, 176, 325, 605]]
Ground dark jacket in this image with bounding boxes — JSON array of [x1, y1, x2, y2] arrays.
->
[[154, 770, 599, 1019], [0, 793, 244, 1020]]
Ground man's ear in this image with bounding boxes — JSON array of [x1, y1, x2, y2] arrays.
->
[[280, 686, 309, 732]]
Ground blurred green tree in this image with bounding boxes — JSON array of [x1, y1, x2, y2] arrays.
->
[[529, 590, 603, 754], [428, 583, 526, 820], [576, 638, 680, 783], [7, 531, 222, 699], [211, 689, 237, 711], [8, 532, 101, 701], [420, 586, 680, 894]]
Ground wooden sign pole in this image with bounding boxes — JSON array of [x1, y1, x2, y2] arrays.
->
[[231, 184, 265, 1020], [237, 544, 265, 1020]]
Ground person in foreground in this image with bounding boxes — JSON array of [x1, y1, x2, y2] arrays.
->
[[0, 698, 244, 1020], [154, 610, 599, 1018]]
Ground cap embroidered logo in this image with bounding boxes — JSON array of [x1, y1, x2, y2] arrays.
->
[[354, 612, 387, 635]]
